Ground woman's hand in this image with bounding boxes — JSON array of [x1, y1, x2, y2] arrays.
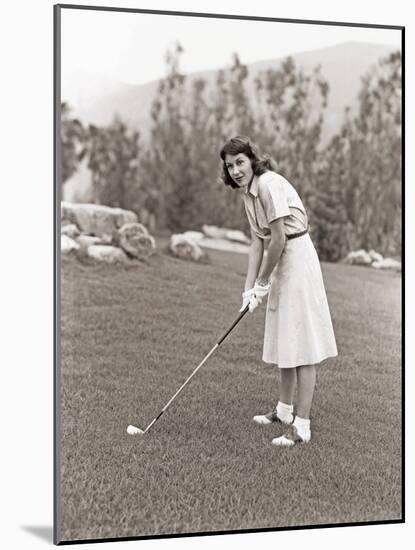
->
[[239, 288, 255, 312], [249, 280, 271, 312]]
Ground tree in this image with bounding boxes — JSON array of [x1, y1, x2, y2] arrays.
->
[[87, 116, 141, 209], [145, 42, 197, 231], [203, 54, 258, 232], [310, 123, 354, 261], [60, 102, 87, 185], [347, 51, 402, 256], [253, 57, 329, 206], [311, 50, 401, 259]]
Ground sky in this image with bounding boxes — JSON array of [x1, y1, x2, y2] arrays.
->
[[61, 7, 401, 88]]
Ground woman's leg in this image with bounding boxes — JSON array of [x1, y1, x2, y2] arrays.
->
[[295, 365, 316, 419], [275, 368, 297, 423], [252, 367, 296, 424], [272, 365, 316, 446], [279, 367, 297, 405]]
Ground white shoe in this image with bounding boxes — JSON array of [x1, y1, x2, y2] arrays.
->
[[252, 410, 292, 425], [271, 425, 310, 447]]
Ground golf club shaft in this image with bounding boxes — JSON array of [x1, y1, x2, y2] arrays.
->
[[217, 304, 250, 344], [144, 344, 218, 433], [143, 304, 250, 433]]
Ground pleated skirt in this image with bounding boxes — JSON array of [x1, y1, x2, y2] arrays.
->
[[263, 234, 338, 368]]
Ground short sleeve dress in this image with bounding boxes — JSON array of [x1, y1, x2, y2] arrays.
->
[[242, 171, 338, 368]]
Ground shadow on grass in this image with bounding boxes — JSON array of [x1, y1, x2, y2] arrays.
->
[[21, 525, 53, 543]]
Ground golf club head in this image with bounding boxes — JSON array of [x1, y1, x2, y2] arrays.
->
[[127, 424, 145, 435]]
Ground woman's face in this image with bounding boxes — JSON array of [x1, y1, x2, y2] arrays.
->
[[224, 153, 254, 189]]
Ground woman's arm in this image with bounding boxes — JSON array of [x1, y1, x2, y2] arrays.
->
[[244, 229, 264, 291], [256, 218, 286, 284]]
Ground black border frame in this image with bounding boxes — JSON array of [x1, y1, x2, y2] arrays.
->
[[54, 4, 62, 545], [53, 4, 405, 545]]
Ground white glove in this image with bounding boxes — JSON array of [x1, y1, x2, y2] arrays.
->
[[239, 288, 255, 312], [249, 280, 271, 312]]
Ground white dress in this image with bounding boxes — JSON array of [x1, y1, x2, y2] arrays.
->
[[242, 171, 338, 368]]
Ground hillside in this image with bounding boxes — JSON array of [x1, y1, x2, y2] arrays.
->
[[62, 41, 398, 144]]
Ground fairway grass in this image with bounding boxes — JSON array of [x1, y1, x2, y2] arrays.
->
[[59, 246, 402, 542]]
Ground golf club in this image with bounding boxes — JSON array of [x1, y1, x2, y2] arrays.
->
[[127, 303, 250, 435]]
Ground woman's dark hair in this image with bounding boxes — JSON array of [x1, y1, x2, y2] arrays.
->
[[219, 136, 278, 188]]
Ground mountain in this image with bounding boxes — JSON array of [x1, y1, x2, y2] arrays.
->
[[62, 41, 398, 144]]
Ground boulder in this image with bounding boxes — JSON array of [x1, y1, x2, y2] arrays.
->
[[184, 230, 204, 242], [202, 225, 228, 239], [116, 223, 155, 261], [61, 202, 138, 237], [202, 225, 250, 244], [169, 234, 205, 262], [61, 223, 80, 239], [372, 258, 401, 271], [198, 237, 249, 254], [343, 249, 372, 266], [224, 229, 250, 244], [61, 235, 80, 254], [87, 245, 128, 264], [76, 235, 102, 248], [368, 249, 383, 263]]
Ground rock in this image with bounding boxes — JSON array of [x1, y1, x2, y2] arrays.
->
[[372, 258, 401, 271], [113, 209, 138, 228], [87, 245, 128, 264], [202, 225, 250, 244], [224, 229, 250, 244], [202, 225, 228, 239], [61, 202, 138, 237], [368, 249, 383, 263], [100, 233, 114, 245], [61, 235, 80, 254], [76, 235, 102, 248], [61, 224, 80, 239], [132, 223, 149, 236], [198, 237, 249, 255], [184, 231, 204, 242], [353, 249, 372, 265], [343, 249, 401, 271], [116, 223, 155, 260], [169, 234, 205, 262], [343, 249, 372, 266], [342, 253, 353, 265]]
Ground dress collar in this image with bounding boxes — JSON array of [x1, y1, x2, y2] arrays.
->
[[245, 175, 259, 197]]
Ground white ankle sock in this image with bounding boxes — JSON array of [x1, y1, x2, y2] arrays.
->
[[276, 401, 293, 423], [293, 416, 311, 442]]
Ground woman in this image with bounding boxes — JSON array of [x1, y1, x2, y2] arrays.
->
[[220, 136, 338, 447]]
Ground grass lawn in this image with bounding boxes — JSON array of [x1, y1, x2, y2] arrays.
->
[[58, 243, 402, 542]]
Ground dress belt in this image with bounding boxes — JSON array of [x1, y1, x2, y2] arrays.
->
[[286, 227, 309, 240]]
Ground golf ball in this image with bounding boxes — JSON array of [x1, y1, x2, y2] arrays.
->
[[127, 425, 142, 435]]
